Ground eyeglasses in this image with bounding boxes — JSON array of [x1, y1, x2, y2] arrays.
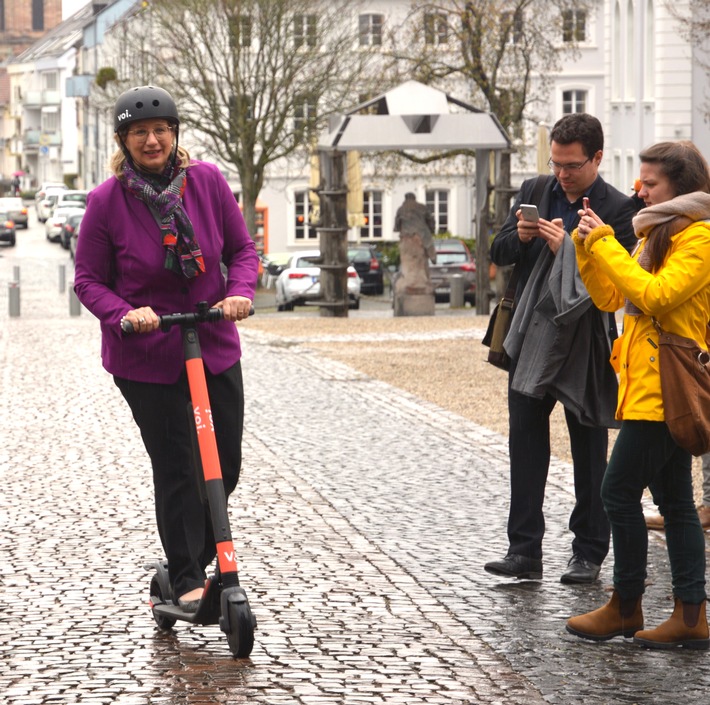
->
[[547, 157, 590, 172], [126, 125, 174, 142]]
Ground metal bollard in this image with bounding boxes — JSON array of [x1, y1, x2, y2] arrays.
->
[[68, 281, 81, 316], [13, 265, 20, 283], [449, 274, 465, 309], [59, 263, 66, 293], [8, 281, 20, 317]]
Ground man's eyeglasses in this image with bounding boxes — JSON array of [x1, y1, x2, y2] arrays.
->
[[126, 125, 174, 142], [547, 158, 590, 172]]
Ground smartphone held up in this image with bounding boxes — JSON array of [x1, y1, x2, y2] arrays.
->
[[520, 204, 539, 223]]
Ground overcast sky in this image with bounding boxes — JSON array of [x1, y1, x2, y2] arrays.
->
[[63, 0, 93, 20]]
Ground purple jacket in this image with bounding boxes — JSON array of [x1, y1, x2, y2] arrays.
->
[[74, 160, 259, 383]]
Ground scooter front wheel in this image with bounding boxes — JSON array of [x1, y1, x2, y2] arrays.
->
[[226, 600, 256, 658], [149, 574, 177, 631]]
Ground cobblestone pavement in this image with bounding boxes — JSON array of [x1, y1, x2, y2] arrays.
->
[[1, 219, 709, 704]]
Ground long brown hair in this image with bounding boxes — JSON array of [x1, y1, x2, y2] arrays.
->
[[640, 141, 710, 270]]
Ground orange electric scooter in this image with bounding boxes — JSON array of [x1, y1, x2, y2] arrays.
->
[[122, 301, 256, 658]]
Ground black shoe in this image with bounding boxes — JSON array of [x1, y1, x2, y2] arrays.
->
[[484, 553, 543, 580], [560, 554, 601, 584], [177, 598, 200, 613]]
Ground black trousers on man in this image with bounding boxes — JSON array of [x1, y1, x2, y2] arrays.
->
[[114, 361, 244, 599], [507, 376, 610, 567]]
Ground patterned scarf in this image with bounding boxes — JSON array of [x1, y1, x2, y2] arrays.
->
[[625, 191, 710, 315], [121, 160, 205, 278]]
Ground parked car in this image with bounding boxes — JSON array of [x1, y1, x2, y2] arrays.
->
[[0, 197, 28, 229], [275, 250, 361, 311], [59, 211, 84, 251], [260, 252, 291, 288], [34, 182, 66, 205], [36, 187, 67, 223], [46, 206, 86, 243], [54, 189, 88, 210], [429, 238, 476, 305], [0, 211, 16, 246], [348, 245, 384, 295], [69, 219, 82, 260]]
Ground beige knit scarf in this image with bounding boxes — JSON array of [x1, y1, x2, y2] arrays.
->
[[625, 191, 710, 315]]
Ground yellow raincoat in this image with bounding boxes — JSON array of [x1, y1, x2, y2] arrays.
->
[[573, 222, 710, 421]]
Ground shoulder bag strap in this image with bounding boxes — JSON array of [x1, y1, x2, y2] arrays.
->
[[503, 174, 552, 299]]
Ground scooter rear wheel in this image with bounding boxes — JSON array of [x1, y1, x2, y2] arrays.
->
[[226, 601, 255, 658], [150, 574, 177, 630]]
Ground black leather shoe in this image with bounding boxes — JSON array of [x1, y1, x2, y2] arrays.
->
[[560, 554, 601, 584], [484, 553, 543, 580]]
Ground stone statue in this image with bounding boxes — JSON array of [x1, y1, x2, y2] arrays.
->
[[392, 193, 437, 316]]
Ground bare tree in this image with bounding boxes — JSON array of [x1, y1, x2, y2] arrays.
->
[[109, 0, 375, 240], [387, 0, 595, 228]]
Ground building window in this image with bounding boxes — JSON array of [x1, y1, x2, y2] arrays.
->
[[360, 191, 383, 239], [294, 14, 317, 48], [32, 0, 43, 31], [501, 10, 523, 45], [562, 89, 587, 114], [359, 14, 383, 47], [230, 15, 252, 48], [0, 1, 5, 32], [42, 71, 58, 92], [562, 9, 587, 43], [424, 12, 448, 45], [426, 189, 449, 234], [294, 94, 317, 133], [42, 111, 59, 133], [295, 190, 318, 240]]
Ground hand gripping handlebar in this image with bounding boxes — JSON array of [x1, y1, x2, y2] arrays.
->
[[121, 301, 253, 334]]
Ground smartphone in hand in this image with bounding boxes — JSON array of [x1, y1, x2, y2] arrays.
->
[[520, 204, 539, 222]]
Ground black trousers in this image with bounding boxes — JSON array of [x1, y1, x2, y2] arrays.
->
[[114, 362, 244, 599], [507, 377, 610, 566]]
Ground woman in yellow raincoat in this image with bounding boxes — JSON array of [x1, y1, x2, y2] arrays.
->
[[566, 141, 710, 650]]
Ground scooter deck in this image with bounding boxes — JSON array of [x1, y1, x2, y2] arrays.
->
[[151, 579, 221, 625]]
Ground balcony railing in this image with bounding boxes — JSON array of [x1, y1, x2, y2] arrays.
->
[[23, 130, 62, 149], [23, 90, 62, 107]]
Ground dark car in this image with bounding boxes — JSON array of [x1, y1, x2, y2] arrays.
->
[[348, 245, 384, 295], [429, 238, 476, 305], [0, 210, 16, 246], [60, 211, 84, 251]]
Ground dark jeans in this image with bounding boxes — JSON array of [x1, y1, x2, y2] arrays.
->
[[602, 420, 706, 603], [507, 383, 610, 565], [114, 362, 244, 599]]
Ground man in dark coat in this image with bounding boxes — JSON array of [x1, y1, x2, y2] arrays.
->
[[485, 113, 639, 584]]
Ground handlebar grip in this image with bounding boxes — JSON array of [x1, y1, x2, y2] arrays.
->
[[120, 306, 253, 334]]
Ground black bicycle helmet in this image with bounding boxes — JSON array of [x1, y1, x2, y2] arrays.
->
[[113, 85, 180, 132]]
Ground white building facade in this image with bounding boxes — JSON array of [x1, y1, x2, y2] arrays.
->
[[5, 0, 709, 252]]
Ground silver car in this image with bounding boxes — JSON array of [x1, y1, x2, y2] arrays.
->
[[0, 197, 28, 229]]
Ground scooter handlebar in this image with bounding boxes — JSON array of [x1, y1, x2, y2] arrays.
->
[[121, 305, 253, 335]]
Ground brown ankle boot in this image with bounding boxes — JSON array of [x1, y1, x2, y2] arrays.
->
[[566, 590, 643, 641], [633, 598, 710, 650]]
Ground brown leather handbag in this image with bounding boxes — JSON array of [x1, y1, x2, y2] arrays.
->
[[653, 318, 710, 456]]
